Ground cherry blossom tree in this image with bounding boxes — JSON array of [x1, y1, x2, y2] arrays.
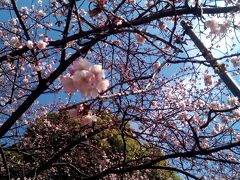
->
[[0, 0, 240, 179]]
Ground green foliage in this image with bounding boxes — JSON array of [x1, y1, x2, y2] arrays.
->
[[91, 114, 181, 180], [94, 128, 139, 155]]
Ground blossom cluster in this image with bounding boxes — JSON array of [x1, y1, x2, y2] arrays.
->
[[68, 106, 98, 127], [60, 58, 109, 98], [153, 61, 161, 71], [5, 37, 48, 50], [203, 74, 212, 86], [9, 37, 22, 48], [188, 0, 202, 7], [227, 97, 239, 106], [230, 56, 240, 67], [145, 1, 154, 7], [134, 33, 146, 44], [212, 122, 224, 135], [205, 17, 231, 34], [0, 0, 9, 7], [127, 0, 136, 3]]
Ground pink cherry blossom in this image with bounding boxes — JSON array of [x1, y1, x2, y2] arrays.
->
[[60, 75, 77, 94], [36, 40, 47, 49], [188, 0, 202, 7], [9, 18, 17, 25], [96, 79, 109, 92], [145, 1, 154, 7], [70, 58, 92, 74], [90, 64, 105, 80], [21, 6, 29, 14], [203, 74, 212, 86], [68, 109, 78, 118], [134, 33, 146, 44], [235, 134, 240, 141], [27, 40, 34, 49], [126, 0, 136, 4], [219, 21, 231, 34], [38, 0, 43, 6], [61, 58, 109, 98], [232, 108, 240, 118], [38, 10, 46, 17], [80, 114, 98, 126], [230, 56, 240, 67], [227, 97, 239, 106], [10, 37, 19, 45], [209, 101, 220, 109], [205, 17, 220, 34], [72, 70, 92, 91], [113, 17, 123, 26], [153, 61, 161, 71]]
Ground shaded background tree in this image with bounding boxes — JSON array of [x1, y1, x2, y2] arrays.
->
[[0, 0, 239, 179], [3, 112, 181, 179]]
